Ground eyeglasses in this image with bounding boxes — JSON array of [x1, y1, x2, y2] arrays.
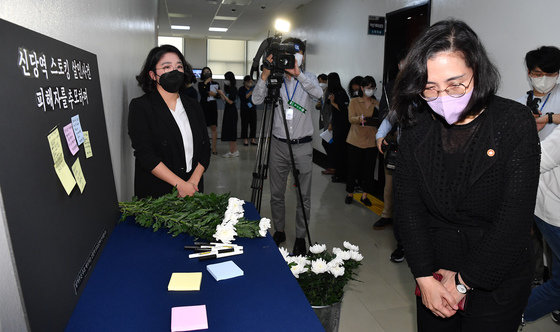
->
[[155, 64, 184, 73], [420, 75, 473, 101], [529, 70, 558, 78]]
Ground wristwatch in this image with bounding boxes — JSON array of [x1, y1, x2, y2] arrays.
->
[[548, 112, 554, 124], [455, 273, 468, 294]]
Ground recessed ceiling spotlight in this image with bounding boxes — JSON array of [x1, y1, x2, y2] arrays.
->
[[209, 27, 228, 32]]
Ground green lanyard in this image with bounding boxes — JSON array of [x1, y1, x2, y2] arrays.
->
[[284, 79, 307, 113]]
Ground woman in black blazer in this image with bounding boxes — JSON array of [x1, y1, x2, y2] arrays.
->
[[128, 45, 210, 198], [393, 21, 540, 331]]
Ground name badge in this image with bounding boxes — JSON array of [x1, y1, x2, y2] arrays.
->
[[286, 108, 294, 120]]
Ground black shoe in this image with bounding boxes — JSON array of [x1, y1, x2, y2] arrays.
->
[[243, 142, 249, 146], [293, 238, 307, 256], [250, 141, 258, 145], [345, 195, 353, 204], [552, 310, 560, 325], [373, 217, 393, 230], [360, 196, 372, 206], [331, 175, 345, 183], [390, 246, 405, 263], [273, 231, 286, 246]]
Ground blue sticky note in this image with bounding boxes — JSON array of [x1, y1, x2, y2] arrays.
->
[[71, 114, 85, 145], [206, 260, 244, 281]]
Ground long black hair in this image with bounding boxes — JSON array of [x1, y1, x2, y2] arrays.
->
[[136, 44, 192, 94], [326, 72, 344, 95], [393, 19, 500, 126], [223, 71, 237, 96]]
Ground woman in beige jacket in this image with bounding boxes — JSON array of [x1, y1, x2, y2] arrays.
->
[[345, 76, 380, 205]]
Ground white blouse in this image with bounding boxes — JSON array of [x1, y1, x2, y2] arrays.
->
[[169, 97, 194, 173]]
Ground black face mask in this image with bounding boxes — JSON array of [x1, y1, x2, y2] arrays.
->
[[158, 70, 185, 93], [201, 72, 212, 80]]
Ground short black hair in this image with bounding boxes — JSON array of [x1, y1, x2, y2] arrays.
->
[[136, 44, 192, 94], [525, 46, 560, 73], [283, 37, 305, 54], [358, 76, 376, 97], [318, 73, 328, 81], [393, 19, 500, 126], [348, 75, 364, 95], [243, 75, 252, 82]]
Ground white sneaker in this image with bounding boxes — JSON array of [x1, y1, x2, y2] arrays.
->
[[222, 152, 232, 158], [231, 151, 240, 157]]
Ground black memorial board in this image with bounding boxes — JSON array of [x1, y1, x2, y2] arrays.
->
[[0, 19, 118, 331]]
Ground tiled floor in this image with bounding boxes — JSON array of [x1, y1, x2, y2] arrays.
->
[[205, 141, 557, 331]]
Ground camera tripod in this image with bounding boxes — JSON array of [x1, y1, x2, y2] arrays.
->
[[250, 81, 312, 247]]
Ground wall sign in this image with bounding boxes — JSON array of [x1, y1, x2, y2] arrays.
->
[[368, 15, 386, 35]]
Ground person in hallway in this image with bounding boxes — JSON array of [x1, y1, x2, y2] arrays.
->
[[326, 72, 350, 184], [198, 66, 220, 154], [238, 75, 258, 146], [251, 37, 323, 256], [345, 76, 378, 206], [317, 73, 336, 175], [517, 46, 560, 290], [393, 20, 540, 331], [128, 44, 210, 199], [523, 113, 560, 326], [347, 75, 364, 99], [184, 75, 198, 100], [375, 52, 408, 264], [218, 71, 239, 158]]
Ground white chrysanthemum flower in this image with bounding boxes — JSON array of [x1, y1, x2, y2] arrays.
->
[[327, 257, 344, 269], [309, 243, 327, 254], [223, 210, 243, 225], [285, 256, 296, 264], [329, 265, 345, 278], [336, 250, 352, 261], [343, 241, 360, 252], [311, 258, 329, 274], [293, 255, 311, 267], [213, 223, 237, 244], [332, 247, 343, 255], [259, 217, 271, 230], [279, 247, 290, 261], [227, 197, 245, 213], [350, 250, 364, 261], [290, 263, 308, 278]]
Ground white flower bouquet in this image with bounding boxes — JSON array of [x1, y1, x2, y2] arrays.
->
[[280, 241, 363, 306], [119, 189, 270, 243]]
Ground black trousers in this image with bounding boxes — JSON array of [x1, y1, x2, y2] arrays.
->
[[321, 139, 335, 169], [240, 107, 257, 139], [416, 272, 532, 332], [346, 144, 377, 194]]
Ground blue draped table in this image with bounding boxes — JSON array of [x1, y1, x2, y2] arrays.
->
[[65, 203, 324, 331]]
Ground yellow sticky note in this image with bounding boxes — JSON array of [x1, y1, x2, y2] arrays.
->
[[54, 162, 76, 195], [71, 158, 86, 193], [47, 128, 64, 166], [167, 272, 202, 291], [83, 131, 93, 158]]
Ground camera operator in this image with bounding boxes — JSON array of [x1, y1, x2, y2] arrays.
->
[[251, 37, 323, 256]]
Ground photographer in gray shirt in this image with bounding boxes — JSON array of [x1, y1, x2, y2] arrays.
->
[[251, 37, 323, 255]]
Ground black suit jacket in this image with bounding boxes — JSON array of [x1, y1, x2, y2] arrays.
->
[[128, 90, 210, 198], [394, 96, 540, 291]]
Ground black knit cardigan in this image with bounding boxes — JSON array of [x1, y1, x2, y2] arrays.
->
[[394, 95, 541, 291]]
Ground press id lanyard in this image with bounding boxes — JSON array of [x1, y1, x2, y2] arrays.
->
[[284, 79, 307, 120], [540, 92, 551, 111]]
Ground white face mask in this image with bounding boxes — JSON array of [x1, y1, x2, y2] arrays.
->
[[319, 82, 327, 89], [294, 53, 303, 67], [530, 75, 558, 94], [364, 89, 375, 97]]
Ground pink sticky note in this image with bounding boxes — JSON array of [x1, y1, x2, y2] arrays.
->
[[171, 305, 208, 332], [63, 123, 79, 155]]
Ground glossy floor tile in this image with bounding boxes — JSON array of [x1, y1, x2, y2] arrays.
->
[[204, 141, 557, 332]]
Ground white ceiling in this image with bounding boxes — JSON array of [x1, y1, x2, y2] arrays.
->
[[158, 0, 314, 40]]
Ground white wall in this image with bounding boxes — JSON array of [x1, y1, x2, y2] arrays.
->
[[281, 0, 560, 153], [0, 1, 157, 330]]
